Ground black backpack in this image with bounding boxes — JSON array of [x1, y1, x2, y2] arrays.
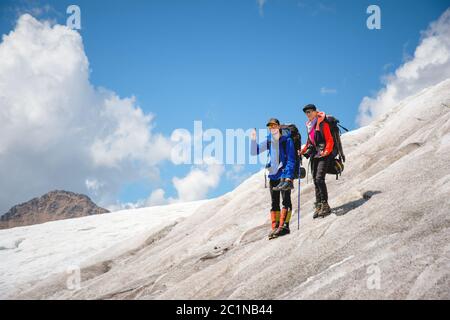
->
[[324, 115, 348, 179], [280, 124, 304, 180]]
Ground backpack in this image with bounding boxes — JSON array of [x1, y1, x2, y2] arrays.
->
[[280, 124, 304, 180], [323, 115, 348, 179], [327, 157, 345, 180]]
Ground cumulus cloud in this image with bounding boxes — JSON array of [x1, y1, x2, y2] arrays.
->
[[357, 8, 450, 126], [90, 95, 171, 168], [0, 14, 172, 213], [145, 158, 224, 206], [146, 188, 169, 207], [173, 158, 224, 202]]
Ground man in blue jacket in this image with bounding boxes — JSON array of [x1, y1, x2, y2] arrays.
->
[[251, 118, 296, 239]]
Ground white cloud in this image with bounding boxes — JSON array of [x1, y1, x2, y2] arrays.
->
[[257, 0, 267, 17], [357, 8, 450, 126], [85, 179, 104, 194], [226, 164, 244, 177], [105, 201, 143, 212], [225, 165, 252, 186], [90, 95, 172, 168], [144, 158, 225, 206], [0, 14, 172, 213], [320, 87, 337, 95], [172, 158, 224, 202], [146, 188, 169, 206]]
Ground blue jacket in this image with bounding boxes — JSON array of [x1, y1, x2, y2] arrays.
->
[[251, 133, 296, 180]]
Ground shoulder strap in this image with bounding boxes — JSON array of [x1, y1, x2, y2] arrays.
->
[[282, 136, 293, 149], [338, 124, 349, 132]]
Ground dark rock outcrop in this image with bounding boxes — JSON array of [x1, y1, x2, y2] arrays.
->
[[0, 190, 109, 229]]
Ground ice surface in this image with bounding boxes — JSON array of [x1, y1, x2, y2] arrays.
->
[[0, 200, 207, 298]]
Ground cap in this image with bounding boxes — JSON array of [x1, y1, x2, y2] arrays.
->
[[266, 118, 280, 127], [302, 104, 317, 113]]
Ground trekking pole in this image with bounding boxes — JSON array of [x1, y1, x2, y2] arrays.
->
[[298, 161, 301, 230]]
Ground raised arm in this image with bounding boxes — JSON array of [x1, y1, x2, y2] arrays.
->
[[250, 128, 269, 156], [251, 138, 269, 156]]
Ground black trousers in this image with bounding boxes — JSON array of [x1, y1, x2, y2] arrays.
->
[[311, 155, 332, 202], [269, 179, 292, 212]]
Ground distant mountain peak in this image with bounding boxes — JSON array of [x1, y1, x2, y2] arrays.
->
[[0, 190, 109, 229]]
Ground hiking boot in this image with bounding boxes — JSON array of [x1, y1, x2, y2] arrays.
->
[[272, 179, 285, 191], [268, 224, 280, 239], [271, 209, 290, 239], [268, 221, 280, 239], [273, 179, 294, 191], [313, 201, 321, 219], [279, 179, 294, 191], [268, 210, 280, 239], [318, 201, 331, 217], [271, 223, 290, 238]]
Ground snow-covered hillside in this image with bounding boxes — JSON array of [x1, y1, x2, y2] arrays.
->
[[0, 200, 207, 298], [1, 79, 450, 300]]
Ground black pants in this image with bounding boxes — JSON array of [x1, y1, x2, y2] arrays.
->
[[269, 179, 292, 212], [311, 155, 332, 202]]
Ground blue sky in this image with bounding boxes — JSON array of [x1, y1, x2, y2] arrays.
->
[[1, 0, 449, 207]]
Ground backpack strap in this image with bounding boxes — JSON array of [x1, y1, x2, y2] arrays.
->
[[338, 124, 349, 132], [280, 138, 286, 151]]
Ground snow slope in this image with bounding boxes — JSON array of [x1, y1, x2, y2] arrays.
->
[[0, 200, 207, 298], [2, 79, 450, 300]]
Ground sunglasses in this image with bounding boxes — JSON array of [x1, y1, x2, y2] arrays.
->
[[267, 123, 278, 129], [305, 110, 315, 114]]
